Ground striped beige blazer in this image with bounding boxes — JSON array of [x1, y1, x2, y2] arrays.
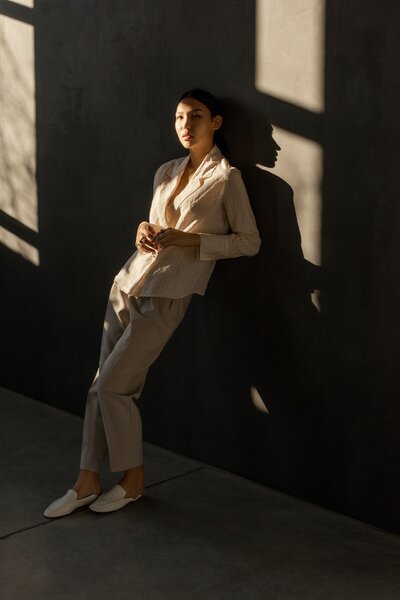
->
[[113, 144, 261, 298]]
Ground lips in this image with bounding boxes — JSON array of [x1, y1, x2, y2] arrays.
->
[[182, 134, 193, 140]]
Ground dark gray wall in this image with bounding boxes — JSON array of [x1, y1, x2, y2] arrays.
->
[[2, 0, 400, 533]]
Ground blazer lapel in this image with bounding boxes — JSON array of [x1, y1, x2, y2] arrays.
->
[[175, 159, 220, 209], [158, 144, 223, 227], [155, 156, 186, 227]]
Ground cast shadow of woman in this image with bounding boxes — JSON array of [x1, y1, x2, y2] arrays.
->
[[207, 108, 327, 495]]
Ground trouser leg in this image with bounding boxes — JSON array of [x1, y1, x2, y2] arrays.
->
[[80, 282, 131, 472], [80, 284, 193, 473], [94, 293, 192, 472]]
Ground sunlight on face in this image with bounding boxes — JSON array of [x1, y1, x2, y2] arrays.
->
[[175, 97, 221, 149]]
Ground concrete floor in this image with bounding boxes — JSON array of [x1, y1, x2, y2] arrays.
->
[[1, 387, 400, 600]]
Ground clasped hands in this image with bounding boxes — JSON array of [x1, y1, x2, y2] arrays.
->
[[135, 221, 200, 253]]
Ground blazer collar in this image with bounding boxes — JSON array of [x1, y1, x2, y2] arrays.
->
[[160, 144, 223, 228], [166, 143, 222, 180]]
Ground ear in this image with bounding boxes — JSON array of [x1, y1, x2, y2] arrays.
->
[[212, 115, 223, 131]]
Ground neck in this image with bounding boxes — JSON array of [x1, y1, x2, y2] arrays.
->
[[188, 140, 215, 170]]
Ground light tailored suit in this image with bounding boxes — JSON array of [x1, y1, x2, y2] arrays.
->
[[80, 143, 261, 472]]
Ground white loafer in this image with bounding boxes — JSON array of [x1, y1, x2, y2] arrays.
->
[[89, 484, 143, 513], [43, 489, 100, 518]]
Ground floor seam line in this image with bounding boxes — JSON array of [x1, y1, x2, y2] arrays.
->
[[0, 520, 53, 541], [0, 466, 205, 540]]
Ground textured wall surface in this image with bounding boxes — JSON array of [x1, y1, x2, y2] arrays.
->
[[1, 0, 400, 533]]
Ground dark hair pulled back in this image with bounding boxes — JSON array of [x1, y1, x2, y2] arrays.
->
[[175, 88, 230, 159]]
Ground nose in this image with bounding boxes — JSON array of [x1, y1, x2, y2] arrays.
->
[[273, 139, 281, 151], [181, 114, 191, 130]]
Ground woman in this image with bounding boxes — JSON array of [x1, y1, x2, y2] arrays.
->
[[44, 89, 261, 517]]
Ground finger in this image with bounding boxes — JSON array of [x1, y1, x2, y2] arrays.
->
[[148, 224, 158, 235], [136, 238, 150, 251], [156, 227, 170, 235], [155, 230, 170, 240], [139, 244, 153, 253], [141, 234, 153, 245], [143, 241, 156, 252], [139, 225, 151, 237]]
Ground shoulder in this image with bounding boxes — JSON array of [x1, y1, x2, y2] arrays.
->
[[213, 156, 242, 182], [220, 162, 245, 185], [217, 162, 250, 203]]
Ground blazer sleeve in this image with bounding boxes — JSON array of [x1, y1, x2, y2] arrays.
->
[[197, 168, 261, 261]]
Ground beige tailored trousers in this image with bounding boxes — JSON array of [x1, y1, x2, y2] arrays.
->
[[79, 281, 193, 473]]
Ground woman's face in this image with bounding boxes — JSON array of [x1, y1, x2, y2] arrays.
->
[[175, 96, 222, 150]]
